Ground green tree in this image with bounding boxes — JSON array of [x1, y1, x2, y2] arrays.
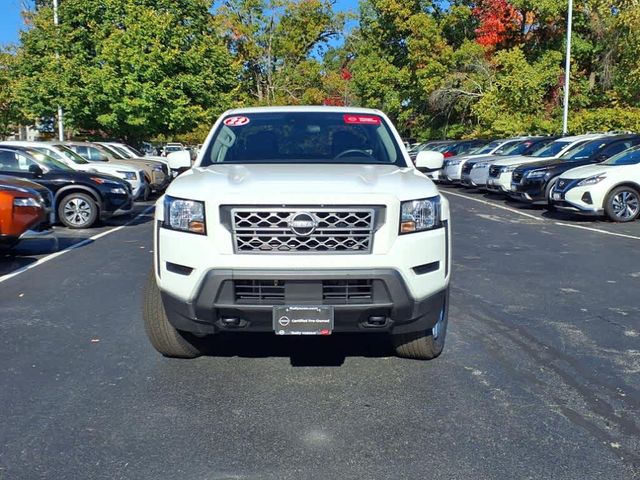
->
[[0, 49, 26, 137], [16, 0, 236, 142], [216, 0, 346, 105]]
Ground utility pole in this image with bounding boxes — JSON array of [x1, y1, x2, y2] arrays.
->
[[562, 0, 573, 135], [53, 0, 64, 141]]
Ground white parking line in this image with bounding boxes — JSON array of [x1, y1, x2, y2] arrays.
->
[[442, 190, 543, 221], [553, 222, 640, 241], [0, 206, 155, 285], [443, 189, 640, 241]]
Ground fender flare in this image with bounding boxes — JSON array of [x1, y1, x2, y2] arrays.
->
[[54, 185, 103, 211]]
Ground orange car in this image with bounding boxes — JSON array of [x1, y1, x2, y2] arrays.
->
[[0, 175, 53, 249]]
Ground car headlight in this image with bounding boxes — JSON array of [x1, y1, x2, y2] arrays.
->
[[110, 187, 128, 195], [117, 171, 137, 180], [400, 197, 441, 234], [526, 169, 548, 179], [577, 174, 606, 186], [473, 162, 488, 169], [448, 160, 461, 167], [13, 197, 42, 207], [500, 166, 516, 173], [164, 196, 206, 235]]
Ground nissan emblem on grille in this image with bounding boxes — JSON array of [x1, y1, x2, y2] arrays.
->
[[230, 207, 377, 254], [288, 212, 318, 236]]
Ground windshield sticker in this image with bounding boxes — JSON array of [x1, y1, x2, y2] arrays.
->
[[343, 114, 381, 125], [223, 116, 250, 127]]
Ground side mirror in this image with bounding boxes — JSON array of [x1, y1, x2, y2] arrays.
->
[[28, 164, 44, 177], [415, 150, 445, 171]]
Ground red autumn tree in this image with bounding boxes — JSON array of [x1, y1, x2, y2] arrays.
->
[[473, 0, 522, 48]]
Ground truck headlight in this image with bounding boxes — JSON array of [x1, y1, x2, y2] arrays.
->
[[577, 174, 606, 186], [13, 197, 42, 207], [117, 171, 137, 180], [400, 197, 441, 234], [164, 196, 206, 234]]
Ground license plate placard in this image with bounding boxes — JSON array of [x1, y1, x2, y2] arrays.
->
[[273, 306, 334, 335]]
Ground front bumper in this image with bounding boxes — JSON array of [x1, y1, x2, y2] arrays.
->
[[100, 192, 134, 219], [160, 268, 449, 336], [550, 183, 603, 215], [442, 163, 463, 182], [486, 172, 513, 193], [510, 178, 547, 203]]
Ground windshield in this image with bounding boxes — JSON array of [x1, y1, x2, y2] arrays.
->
[[560, 140, 606, 161], [53, 144, 90, 164], [107, 145, 132, 158], [493, 140, 521, 155], [125, 145, 144, 157], [473, 140, 503, 155], [97, 144, 125, 159], [165, 146, 182, 153], [531, 141, 571, 157], [202, 112, 405, 166], [25, 149, 73, 171], [603, 147, 640, 166]]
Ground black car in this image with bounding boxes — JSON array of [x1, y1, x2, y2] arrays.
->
[[460, 136, 562, 187], [510, 134, 640, 205], [0, 146, 133, 229]]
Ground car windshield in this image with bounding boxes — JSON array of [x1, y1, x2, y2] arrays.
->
[[125, 145, 144, 157], [53, 144, 90, 164], [530, 140, 571, 157], [603, 147, 640, 166], [25, 149, 73, 171], [108, 145, 132, 158], [560, 140, 607, 161], [493, 140, 522, 155], [202, 111, 405, 166], [472, 141, 503, 155], [99, 144, 126, 159]]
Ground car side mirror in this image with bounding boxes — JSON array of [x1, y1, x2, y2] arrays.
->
[[415, 150, 445, 171], [28, 164, 44, 177]]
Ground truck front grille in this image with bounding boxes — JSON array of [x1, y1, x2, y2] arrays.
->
[[233, 279, 373, 304], [322, 280, 373, 303], [231, 207, 376, 254], [489, 166, 501, 178], [512, 171, 524, 183]]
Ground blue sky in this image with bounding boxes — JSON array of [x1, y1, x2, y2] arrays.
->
[[0, 0, 360, 47]]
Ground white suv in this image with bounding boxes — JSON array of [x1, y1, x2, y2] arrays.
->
[[552, 145, 640, 222], [144, 107, 452, 360]]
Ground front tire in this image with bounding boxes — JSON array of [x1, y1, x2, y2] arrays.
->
[[392, 309, 448, 360], [143, 270, 202, 358], [605, 186, 640, 222], [58, 192, 99, 229]]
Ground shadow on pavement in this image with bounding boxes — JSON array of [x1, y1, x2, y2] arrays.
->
[[201, 332, 395, 367]]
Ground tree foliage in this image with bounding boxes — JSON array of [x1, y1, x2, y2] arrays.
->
[[3, 0, 640, 141]]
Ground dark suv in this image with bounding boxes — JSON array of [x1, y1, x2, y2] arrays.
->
[[0, 146, 133, 229], [510, 135, 640, 205]]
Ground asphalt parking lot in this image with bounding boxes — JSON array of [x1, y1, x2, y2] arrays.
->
[[1, 190, 639, 479]]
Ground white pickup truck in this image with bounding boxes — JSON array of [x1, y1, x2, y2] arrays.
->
[[144, 106, 451, 360]]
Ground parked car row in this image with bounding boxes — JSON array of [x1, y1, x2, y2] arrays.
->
[[422, 133, 640, 222], [0, 139, 189, 249]]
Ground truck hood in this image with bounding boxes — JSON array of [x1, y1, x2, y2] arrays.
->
[[167, 164, 439, 203], [559, 164, 618, 179]]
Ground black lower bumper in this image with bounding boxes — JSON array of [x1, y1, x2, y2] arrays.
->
[[160, 269, 449, 336]]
